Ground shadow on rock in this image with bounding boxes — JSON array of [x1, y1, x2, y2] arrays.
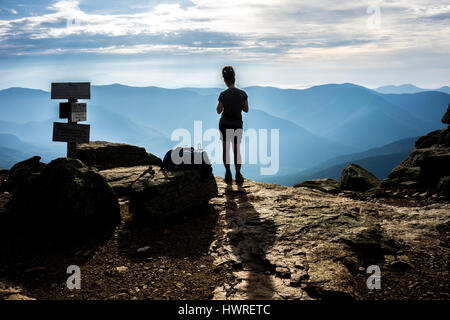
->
[[0, 209, 114, 297], [225, 181, 277, 299], [117, 203, 220, 260]]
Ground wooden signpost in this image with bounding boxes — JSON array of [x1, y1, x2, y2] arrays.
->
[[51, 82, 91, 157], [59, 102, 87, 122]]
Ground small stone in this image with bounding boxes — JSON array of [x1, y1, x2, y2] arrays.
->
[[6, 294, 35, 300], [116, 266, 128, 272], [175, 282, 184, 289], [137, 246, 151, 253], [109, 292, 128, 300], [0, 287, 21, 295]]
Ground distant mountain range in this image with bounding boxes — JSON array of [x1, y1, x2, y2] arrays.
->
[[264, 137, 417, 186], [0, 133, 61, 168], [375, 84, 450, 95], [0, 83, 448, 185]]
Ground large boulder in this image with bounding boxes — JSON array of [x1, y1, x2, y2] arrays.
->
[[73, 141, 162, 171], [340, 163, 380, 192], [8, 158, 120, 234], [388, 127, 450, 187], [6, 156, 45, 191], [442, 103, 450, 125], [129, 166, 218, 222]]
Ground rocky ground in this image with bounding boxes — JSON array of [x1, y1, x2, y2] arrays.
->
[[1, 171, 449, 300]]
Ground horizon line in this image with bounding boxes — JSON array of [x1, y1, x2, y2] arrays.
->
[[1, 82, 449, 93]]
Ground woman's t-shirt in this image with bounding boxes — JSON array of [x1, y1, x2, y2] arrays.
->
[[218, 88, 248, 128]]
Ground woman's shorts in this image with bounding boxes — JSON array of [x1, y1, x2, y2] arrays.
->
[[219, 125, 243, 144]]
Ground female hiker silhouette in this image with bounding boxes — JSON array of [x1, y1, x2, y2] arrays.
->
[[216, 66, 249, 183]]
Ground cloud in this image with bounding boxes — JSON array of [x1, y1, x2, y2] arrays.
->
[[0, 0, 448, 89], [0, 0, 447, 61]]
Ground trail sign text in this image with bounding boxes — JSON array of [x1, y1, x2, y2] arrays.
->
[[53, 122, 90, 143], [51, 82, 90, 99]]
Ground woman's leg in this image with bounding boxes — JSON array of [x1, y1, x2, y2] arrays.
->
[[233, 140, 241, 174], [222, 140, 231, 171]]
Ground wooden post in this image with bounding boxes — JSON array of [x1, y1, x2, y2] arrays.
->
[[51, 82, 91, 158], [68, 97, 77, 158]]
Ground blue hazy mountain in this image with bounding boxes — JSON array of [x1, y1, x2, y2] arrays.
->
[[0, 133, 62, 168], [0, 106, 171, 157], [180, 87, 223, 96], [0, 85, 355, 178], [0, 146, 29, 169], [0, 87, 56, 123], [90, 84, 355, 168], [375, 84, 450, 95], [265, 137, 417, 186], [375, 84, 427, 94], [381, 91, 450, 128], [436, 86, 450, 95], [0, 84, 448, 182], [244, 83, 447, 149]]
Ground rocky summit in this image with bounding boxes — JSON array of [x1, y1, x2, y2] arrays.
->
[[0, 126, 449, 300], [0, 173, 448, 300]]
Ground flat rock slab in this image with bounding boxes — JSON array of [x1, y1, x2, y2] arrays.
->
[[100, 165, 149, 197], [209, 178, 450, 300], [74, 141, 161, 171]]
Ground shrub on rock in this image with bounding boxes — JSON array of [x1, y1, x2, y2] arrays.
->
[[340, 163, 380, 192]]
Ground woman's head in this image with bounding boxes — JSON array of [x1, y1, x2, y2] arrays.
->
[[222, 65, 235, 86]]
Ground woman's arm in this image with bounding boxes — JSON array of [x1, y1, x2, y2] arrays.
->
[[242, 99, 249, 113], [216, 101, 223, 114]]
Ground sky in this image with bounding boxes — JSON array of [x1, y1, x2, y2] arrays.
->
[[0, 0, 449, 90]]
